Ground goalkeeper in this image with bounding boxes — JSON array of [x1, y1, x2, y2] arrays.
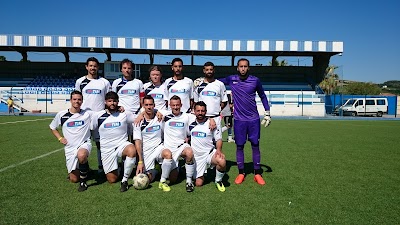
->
[[218, 58, 271, 186]]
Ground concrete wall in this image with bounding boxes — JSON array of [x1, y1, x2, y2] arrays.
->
[[2, 87, 325, 116], [397, 96, 400, 116]]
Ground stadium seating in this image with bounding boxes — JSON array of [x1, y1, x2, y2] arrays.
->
[[26, 75, 75, 88], [0, 77, 34, 87]]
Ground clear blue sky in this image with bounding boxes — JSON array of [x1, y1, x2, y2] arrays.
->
[[1, 0, 399, 83]]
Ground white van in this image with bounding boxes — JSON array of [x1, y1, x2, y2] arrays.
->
[[334, 98, 388, 117]]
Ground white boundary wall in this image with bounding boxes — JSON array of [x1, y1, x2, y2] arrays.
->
[[1, 87, 326, 116]]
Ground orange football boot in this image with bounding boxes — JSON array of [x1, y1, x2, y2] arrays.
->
[[254, 174, 266, 185], [234, 174, 245, 184]]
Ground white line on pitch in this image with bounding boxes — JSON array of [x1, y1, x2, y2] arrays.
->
[[0, 148, 63, 173], [0, 118, 52, 125]]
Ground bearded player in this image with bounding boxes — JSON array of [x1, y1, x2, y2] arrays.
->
[[218, 58, 271, 185], [189, 101, 226, 192]]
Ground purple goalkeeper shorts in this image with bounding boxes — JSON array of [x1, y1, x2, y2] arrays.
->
[[233, 119, 260, 145]]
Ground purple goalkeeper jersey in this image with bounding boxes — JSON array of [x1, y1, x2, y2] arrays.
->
[[219, 75, 270, 121]]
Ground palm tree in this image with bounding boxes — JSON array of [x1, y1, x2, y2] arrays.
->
[[268, 59, 289, 66], [319, 65, 339, 95]]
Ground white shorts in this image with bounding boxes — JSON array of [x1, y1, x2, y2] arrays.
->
[[101, 141, 132, 174], [65, 142, 92, 173], [143, 144, 165, 171], [169, 143, 191, 168], [194, 149, 216, 179]]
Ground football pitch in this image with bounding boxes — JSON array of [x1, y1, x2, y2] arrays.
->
[[0, 116, 399, 224]]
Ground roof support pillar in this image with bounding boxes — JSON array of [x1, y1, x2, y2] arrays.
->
[[62, 51, 70, 62], [18, 50, 28, 62]]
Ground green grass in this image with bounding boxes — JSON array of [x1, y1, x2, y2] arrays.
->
[[0, 116, 399, 224]]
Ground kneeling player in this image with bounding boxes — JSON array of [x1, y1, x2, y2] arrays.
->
[[91, 91, 143, 192], [162, 96, 197, 192], [189, 101, 226, 192], [133, 95, 174, 192], [50, 90, 92, 192]]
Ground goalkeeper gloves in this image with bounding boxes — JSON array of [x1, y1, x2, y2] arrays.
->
[[193, 77, 205, 88], [261, 111, 271, 127]]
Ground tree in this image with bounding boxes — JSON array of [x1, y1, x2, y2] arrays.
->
[[0, 55, 6, 61], [319, 65, 339, 95], [343, 82, 382, 95], [268, 59, 289, 66], [381, 80, 400, 95]]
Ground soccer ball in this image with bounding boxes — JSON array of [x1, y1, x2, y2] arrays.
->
[[132, 173, 150, 190]]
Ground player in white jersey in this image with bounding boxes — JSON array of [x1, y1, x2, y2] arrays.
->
[[164, 58, 194, 113], [50, 90, 92, 192], [162, 95, 196, 192], [91, 91, 143, 192], [189, 101, 226, 192], [112, 59, 144, 141], [194, 61, 228, 128], [133, 95, 174, 192], [75, 57, 111, 112], [143, 65, 167, 111], [75, 57, 111, 175], [220, 92, 234, 142]]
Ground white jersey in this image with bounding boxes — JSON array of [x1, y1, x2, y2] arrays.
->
[[91, 110, 135, 153], [75, 76, 111, 112], [164, 77, 194, 113], [163, 111, 196, 150], [112, 78, 144, 114], [49, 109, 92, 150], [194, 80, 228, 117], [144, 82, 167, 110], [133, 115, 163, 154], [189, 119, 222, 157]]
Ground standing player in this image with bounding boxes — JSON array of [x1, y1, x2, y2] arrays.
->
[[133, 95, 174, 192], [219, 58, 272, 185], [143, 65, 167, 111], [163, 95, 196, 192], [49, 90, 92, 192], [193, 61, 228, 129], [91, 91, 142, 192], [112, 58, 144, 141], [75, 57, 111, 174], [189, 101, 226, 192], [7, 96, 14, 115], [164, 58, 194, 113], [220, 93, 234, 143]]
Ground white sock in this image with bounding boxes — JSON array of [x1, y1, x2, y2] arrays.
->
[[215, 169, 225, 182], [221, 126, 228, 133], [185, 163, 194, 183], [160, 159, 173, 183], [122, 156, 136, 182]]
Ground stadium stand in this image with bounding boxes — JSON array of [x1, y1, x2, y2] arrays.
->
[[0, 34, 345, 115]]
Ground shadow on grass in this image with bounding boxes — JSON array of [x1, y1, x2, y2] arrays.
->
[[86, 169, 107, 187], [201, 168, 232, 187], [226, 160, 273, 175]]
